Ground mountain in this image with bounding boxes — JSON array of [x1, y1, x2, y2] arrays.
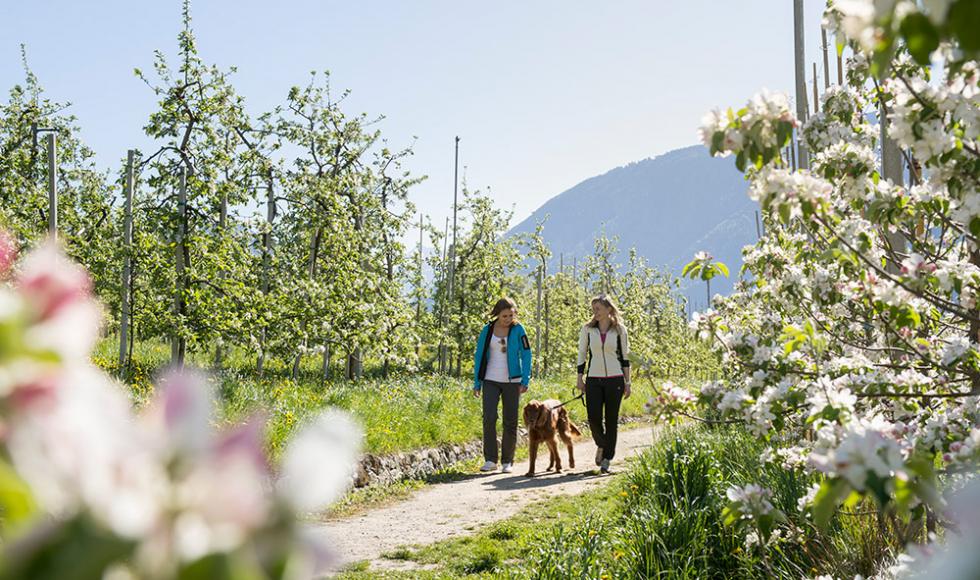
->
[[508, 144, 759, 308]]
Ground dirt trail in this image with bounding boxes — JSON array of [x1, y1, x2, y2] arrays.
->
[[314, 424, 658, 575]]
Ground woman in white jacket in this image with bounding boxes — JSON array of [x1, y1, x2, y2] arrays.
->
[[576, 295, 631, 473]]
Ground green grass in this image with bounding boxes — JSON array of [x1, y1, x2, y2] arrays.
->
[[337, 425, 894, 579], [93, 337, 668, 461]]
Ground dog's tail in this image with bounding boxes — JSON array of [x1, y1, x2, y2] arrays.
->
[[557, 408, 582, 438]]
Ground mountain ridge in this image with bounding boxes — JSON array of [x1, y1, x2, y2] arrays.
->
[[508, 144, 758, 307]]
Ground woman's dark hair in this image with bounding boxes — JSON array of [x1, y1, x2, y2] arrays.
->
[[489, 297, 518, 321]]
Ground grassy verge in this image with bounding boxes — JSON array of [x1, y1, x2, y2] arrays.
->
[[93, 337, 669, 461], [337, 424, 893, 579]]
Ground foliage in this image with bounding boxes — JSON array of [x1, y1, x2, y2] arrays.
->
[[675, 2, 980, 574], [351, 425, 893, 579]]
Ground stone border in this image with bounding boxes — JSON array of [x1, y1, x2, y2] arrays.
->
[[351, 415, 648, 488]]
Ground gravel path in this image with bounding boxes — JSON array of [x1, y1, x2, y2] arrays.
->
[[314, 424, 657, 576]]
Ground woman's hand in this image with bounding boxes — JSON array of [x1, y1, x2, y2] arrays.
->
[[623, 382, 632, 399], [473, 388, 481, 399], [520, 385, 528, 394], [576, 375, 585, 392]]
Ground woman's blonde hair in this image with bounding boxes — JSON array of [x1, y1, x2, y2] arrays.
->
[[489, 297, 519, 322], [587, 294, 624, 330]]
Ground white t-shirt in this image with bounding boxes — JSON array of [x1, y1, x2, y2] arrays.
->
[[485, 334, 519, 383]]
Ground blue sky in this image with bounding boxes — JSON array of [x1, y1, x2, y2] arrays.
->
[[1, 1, 829, 230]]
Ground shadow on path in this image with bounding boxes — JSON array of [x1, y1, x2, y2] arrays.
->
[[481, 469, 608, 491], [424, 471, 485, 485]]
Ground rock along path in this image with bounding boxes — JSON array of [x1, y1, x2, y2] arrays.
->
[[314, 423, 658, 575]]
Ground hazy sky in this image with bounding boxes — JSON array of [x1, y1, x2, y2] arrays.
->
[[1, 1, 829, 230]]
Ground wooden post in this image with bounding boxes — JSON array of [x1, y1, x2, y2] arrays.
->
[[172, 166, 188, 368], [543, 272, 551, 376], [416, 212, 424, 358], [258, 173, 276, 375], [837, 49, 844, 85], [822, 28, 831, 89], [446, 137, 460, 374], [214, 181, 227, 369], [881, 103, 905, 272], [46, 132, 57, 238], [438, 216, 449, 372], [791, 134, 798, 170], [534, 264, 543, 377], [794, 0, 809, 169], [812, 62, 820, 113], [119, 150, 135, 369]]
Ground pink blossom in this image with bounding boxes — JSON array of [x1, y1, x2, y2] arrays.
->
[[0, 230, 17, 277], [19, 241, 93, 322]]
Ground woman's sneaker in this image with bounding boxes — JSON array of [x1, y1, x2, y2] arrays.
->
[[595, 447, 604, 466], [600, 459, 611, 474], [501, 463, 513, 473], [480, 461, 497, 472]]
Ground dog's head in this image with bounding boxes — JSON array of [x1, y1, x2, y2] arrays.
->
[[523, 400, 552, 429]]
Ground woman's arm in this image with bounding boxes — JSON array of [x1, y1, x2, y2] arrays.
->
[[576, 325, 589, 391], [519, 325, 532, 390], [473, 325, 488, 393], [619, 326, 632, 398]]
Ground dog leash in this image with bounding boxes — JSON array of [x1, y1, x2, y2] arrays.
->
[[549, 391, 585, 409]]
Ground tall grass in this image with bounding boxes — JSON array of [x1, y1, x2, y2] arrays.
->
[[509, 425, 893, 579], [91, 337, 664, 459]]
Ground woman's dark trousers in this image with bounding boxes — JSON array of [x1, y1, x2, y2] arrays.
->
[[585, 376, 625, 460], [481, 380, 521, 464]]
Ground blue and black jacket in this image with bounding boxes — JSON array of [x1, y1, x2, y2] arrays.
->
[[473, 321, 532, 389]]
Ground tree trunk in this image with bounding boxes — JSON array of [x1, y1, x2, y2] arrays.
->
[[258, 172, 276, 375], [172, 166, 188, 368], [293, 226, 321, 379], [214, 182, 228, 369]]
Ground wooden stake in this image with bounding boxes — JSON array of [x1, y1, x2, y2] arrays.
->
[[794, 0, 809, 168], [172, 166, 187, 368], [46, 132, 57, 237], [119, 150, 135, 369], [822, 28, 831, 89], [837, 49, 844, 85], [813, 62, 820, 113]]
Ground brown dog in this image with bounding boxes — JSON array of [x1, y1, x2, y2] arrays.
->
[[522, 399, 581, 477]]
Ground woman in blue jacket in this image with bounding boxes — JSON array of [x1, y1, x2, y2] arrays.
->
[[473, 297, 532, 473]]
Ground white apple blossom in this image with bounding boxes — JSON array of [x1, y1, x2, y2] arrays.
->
[[808, 416, 907, 491], [726, 483, 776, 517]]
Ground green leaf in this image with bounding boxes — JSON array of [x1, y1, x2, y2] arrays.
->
[[778, 204, 791, 224], [682, 260, 699, 278], [0, 458, 37, 530], [714, 262, 730, 278], [0, 514, 135, 580], [894, 305, 921, 329], [178, 553, 266, 580], [949, 0, 980, 52], [900, 12, 940, 65], [721, 505, 740, 527], [812, 479, 849, 529], [711, 131, 725, 155]]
